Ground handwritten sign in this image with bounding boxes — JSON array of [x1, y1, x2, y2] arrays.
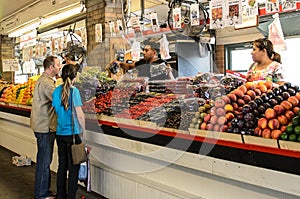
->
[[2, 59, 19, 72]]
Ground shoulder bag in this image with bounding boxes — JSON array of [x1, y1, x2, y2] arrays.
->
[[70, 89, 88, 165]]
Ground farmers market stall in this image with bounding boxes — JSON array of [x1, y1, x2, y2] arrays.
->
[[1, 71, 300, 198]]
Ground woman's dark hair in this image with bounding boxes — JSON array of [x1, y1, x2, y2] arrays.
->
[[253, 38, 281, 63], [61, 64, 77, 110]]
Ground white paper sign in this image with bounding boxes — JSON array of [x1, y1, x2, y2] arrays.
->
[[227, 0, 242, 26], [109, 21, 116, 37], [190, 4, 200, 26], [235, 0, 258, 29], [150, 12, 160, 32], [2, 59, 19, 72], [95, 23, 102, 43], [210, 0, 225, 29], [173, 7, 182, 29]]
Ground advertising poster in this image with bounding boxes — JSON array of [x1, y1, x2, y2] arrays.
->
[[227, 0, 242, 26], [210, 0, 225, 29], [265, 0, 280, 13], [2, 59, 19, 72], [116, 20, 124, 36], [282, 0, 296, 11], [150, 12, 160, 32], [235, 0, 258, 29], [173, 7, 182, 29], [190, 4, 200, 26]]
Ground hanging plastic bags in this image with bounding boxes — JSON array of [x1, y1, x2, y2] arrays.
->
[[159, 34, 171, 60], [268, 13, 287, 51], [131, 40, 141, 61]]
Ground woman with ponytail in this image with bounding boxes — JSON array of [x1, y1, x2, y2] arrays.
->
[[246, 38, 285, 83], [52, 64, 85, 199]]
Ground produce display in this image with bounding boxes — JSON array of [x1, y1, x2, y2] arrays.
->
[[75, 69, 116, 114], [93, 76, 300, 143], [189, 81, 300, 142], [114, 93, 176, 119], [2, 70, 300, 144], [192, 73, 244, 100], [0, 75, 39, 105]]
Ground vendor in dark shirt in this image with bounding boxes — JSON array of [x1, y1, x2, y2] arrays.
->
[[63, 53, 81, 73], [116, 45, 174, 80]]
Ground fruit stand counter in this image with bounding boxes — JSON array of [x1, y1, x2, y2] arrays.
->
[[84, 114, 300, 198], [1, 105, 300, 198]]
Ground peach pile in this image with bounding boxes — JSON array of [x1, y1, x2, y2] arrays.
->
[[189, 82, 271, 132], [189, 80, 300, 140]]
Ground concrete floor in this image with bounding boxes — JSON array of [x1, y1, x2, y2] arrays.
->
[[0, 145, 106, 199]]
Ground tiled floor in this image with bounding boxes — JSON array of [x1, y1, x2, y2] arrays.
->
[[0, 145, 106, 199]]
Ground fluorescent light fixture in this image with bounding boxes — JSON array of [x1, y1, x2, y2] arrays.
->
[[38, 28, 59, 38], [8, 22, 40, 37], [7, 3, 85, 38], [40, 6, 82, 26]]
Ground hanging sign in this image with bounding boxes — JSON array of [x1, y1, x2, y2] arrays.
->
[[235, 0, 258, 29], [20, 30, 37, 49], [265, 0, 280, 14], [173, 7, 182, 29], [2, 59, 19, 72], [95, 23, 102, 42], [227, 0, 242, 26], [150, 12, 160, 32], [190, 4, 200, 26], [210, 0, 225, 29]]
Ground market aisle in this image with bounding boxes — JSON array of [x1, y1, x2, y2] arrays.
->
[[0, 145, 106, 199]]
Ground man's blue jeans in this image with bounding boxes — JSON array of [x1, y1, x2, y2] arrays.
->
[[34, 132, 55, 199]]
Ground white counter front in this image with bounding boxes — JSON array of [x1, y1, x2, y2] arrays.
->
[[1, 109, 300, 199]]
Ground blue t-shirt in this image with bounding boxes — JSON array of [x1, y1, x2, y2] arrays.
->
[[52, 85, 83, 136]]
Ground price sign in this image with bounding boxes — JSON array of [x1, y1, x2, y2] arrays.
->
[[2, 59, 19, 72]]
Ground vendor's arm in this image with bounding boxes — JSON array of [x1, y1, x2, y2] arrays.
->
[[115, 61, 135, 70], [166, 64, 175, 80]]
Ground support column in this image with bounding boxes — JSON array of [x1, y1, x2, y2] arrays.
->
[[86, 0, 122, 69]]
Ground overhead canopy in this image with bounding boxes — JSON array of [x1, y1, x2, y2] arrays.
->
[[257, 11, 300, 37]]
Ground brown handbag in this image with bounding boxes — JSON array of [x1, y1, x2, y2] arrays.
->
[[70, 89, 88, 165], [71, 141, 87, 165]]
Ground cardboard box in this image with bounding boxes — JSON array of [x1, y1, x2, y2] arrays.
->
[[12, 155, 32, 167]]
